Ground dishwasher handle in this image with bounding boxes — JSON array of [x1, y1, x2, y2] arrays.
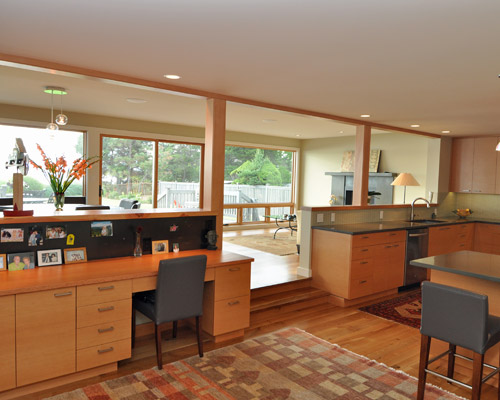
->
[[408, 232, 428, 237]]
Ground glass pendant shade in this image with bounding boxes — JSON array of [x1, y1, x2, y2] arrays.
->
[[46, 122, 59, 131], [55, 113, 68, 125]]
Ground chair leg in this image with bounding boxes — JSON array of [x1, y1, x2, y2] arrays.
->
[[497, 349, 500, 400], [471, 352, 484, 400], [131, 308, 136, 348], [196, 316, 203, 357], [417, 335, 431, 400], [155, 324, 163, 369], [172, 321, 178, 338], [447, 344, 456, 380]]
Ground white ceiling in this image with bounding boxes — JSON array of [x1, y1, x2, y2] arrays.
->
[[1, 0, 500, 138]]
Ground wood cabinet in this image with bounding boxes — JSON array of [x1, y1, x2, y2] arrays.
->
[[0, 296, 15, 391], [450, 137, 498, 193], [16, 288, 76, 387], [474, 223, 500, 254], [428, 224, 474, 256], [311, 229, 406, 302]]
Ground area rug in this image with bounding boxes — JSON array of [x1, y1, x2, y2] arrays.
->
[[359, 290, 422, 329], [47, 327, 460, 399], [224, 232, 297, 256]]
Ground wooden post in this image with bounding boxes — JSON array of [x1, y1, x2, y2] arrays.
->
[[352, 125, 371, 206], [203, 99, 226, 248], [12, 173, 23, 211]]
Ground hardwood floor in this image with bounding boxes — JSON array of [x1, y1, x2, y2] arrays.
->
[[28, 290, 498, 400], [223, 227, 304, 289]]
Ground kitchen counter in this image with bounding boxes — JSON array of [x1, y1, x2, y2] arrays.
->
[[312, 217, 500, 235], [410, 250, 500, 283]]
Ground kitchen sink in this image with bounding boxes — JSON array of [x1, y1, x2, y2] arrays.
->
[[407, 219, 447, 224]]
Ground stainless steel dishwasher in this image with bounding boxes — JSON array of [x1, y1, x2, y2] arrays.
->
[[404, 228, 429, 286]]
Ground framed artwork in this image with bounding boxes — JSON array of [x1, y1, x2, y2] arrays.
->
[[28, 225, 44, 246], [339, 149, 381, 173], [152, 240, 169, 254], [172, 243, 180, 253], [64, 247, 87, 264], [38, 249, 63, 267], [46, 225, 67, 239], [90, 221, 113, 237], [8, 252, 35, 271], [0, 254, 6, 271], [1, 228, 24, 243]]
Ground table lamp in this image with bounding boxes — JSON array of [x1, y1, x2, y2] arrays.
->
[[391, 173, 420, 203]]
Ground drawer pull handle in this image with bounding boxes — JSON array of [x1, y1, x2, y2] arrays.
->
[[440, 227, 451, 230], [98, 306, 115, 312], [98, 285, 115, 291], [389, 233, 397, 236], [54, 291, 72, 297], [360, 280, 367, 284], [98, 347, 114, 354], [361, 249, 369, 252], [228, 300, 240, 306], [98, 326, 115, 333], [385, 245, 392, 248], [229, 267, 241, 272], [360, 261, 368, 265], [361, 236, 369, 239]]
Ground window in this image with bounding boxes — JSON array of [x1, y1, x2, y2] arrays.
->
[[0, 124, 85, 203], [101, 135, 203, 209], [224, 145, 295, 224]]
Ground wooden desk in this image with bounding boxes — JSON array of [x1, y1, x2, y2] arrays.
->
[[0, 250, 253, 399]]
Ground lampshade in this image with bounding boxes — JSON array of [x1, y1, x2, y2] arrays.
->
[[496, 142, 500, 151], [391, 173, 420, 187]]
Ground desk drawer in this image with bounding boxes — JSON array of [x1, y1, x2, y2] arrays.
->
[[213, 295, 250, 335], [77, 338, 131, 371], [352, 230, 405, 247], [77, 298, 131, 328], [78, 280, 131, 307], [77, 318, 131, 350], [214, 263, 251, 301], [349, 276, 373, 299], [351, 246, 372, 260], [351, 259, 373, 279]]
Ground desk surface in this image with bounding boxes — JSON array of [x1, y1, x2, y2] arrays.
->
[[410, 250, 500, 283], [0, 249, 253, 296]]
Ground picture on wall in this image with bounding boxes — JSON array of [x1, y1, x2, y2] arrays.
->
[[90, 221, 113, 237], [8, 252, 35, 271], [46, 225, 67, 239], [1, 228, 24, 243], [64, 247, 87, 264], [152, 240, 169, 254], [28, 225, 44, 246], [38, 249, 63, 267], [0, 254, 6, 271]]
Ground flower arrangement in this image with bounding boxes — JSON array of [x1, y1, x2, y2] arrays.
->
[[30, 144, 99, 209]]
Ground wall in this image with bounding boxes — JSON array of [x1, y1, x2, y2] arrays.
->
[[299, 132, 437, 207]]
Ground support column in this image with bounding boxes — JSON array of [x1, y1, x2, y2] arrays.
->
[[203, 98, 226, 248], [352, 125, 371, 206]]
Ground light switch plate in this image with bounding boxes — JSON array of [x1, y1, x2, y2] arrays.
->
[[316, 213, 324, 223], [379, 211, 384, 220], [330, 213, 335, 222]]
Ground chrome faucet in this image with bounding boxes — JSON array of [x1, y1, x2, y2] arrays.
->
[[411, 197, 430, 221]]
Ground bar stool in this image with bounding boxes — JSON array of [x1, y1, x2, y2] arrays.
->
[[417, 281, 500, 400]]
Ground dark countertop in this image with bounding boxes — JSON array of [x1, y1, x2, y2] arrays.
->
[[312, 217, 500, 235], [410, 251, 500, 283]]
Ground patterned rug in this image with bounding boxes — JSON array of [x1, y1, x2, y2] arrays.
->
[[47, 327, 459, 399], [223, 232, 297, 256], [359, 290, 422, 329]]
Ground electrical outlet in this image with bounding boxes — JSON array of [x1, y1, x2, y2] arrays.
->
[[379, 210, 384, 220], [316, 213, 324, 223], [434, 208, 438, 216], [330, 213, 335, 223]]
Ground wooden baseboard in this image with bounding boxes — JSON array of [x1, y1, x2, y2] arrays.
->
[[0, 363, 117, 400], [328, 289, 398, 307]]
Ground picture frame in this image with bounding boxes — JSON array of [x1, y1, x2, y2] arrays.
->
[[1, 228, 24, 243], [37, 249, 63, 267], [90, 221, 113, 237], [152, 240, 169, 254], [28, 225, 44, 246], [46, 225, 67, 239], [64, 247, 87, 264], [8, 252, 35, 271], [0, 254, 6, 271]]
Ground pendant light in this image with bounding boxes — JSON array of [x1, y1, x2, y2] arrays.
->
[[44, 86, 68, 130], [46, 87, 58, 131], [55, 91, 68, 125]]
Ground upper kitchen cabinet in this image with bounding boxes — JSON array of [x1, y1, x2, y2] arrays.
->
[[450, 137, 497, 193]]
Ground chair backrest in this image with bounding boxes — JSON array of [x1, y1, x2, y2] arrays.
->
[[131, 202, 141, 209], [154, 255, 207, 324], [119, 199, 138, 209], [421, 281, 488, 354]]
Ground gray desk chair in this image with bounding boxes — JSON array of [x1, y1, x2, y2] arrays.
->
[[132, 255, 207, 369], [119, 199, 139, 209], [417, 281, 500, 400]]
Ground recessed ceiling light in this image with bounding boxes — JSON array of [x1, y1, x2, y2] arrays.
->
[[126, 98, 147, 104], [411, 124, 420, 128], [295, 134, 301, 137], [339, 131, 344, 134], [262, 119, 277, 123], [164, 74, 181, 80], [360, 114, 370, 118], [442, 130, 451, 134]]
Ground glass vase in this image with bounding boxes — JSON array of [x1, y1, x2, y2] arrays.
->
[[134, 232, 142, 257], [53, 192, 65, 211]]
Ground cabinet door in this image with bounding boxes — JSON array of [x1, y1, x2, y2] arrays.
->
[[0, 296, 16, 391], [472, 137, 497, 194], [450, 138, 474, 192], [428, 226, 455, 256], [16, 288, 76, 386]]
